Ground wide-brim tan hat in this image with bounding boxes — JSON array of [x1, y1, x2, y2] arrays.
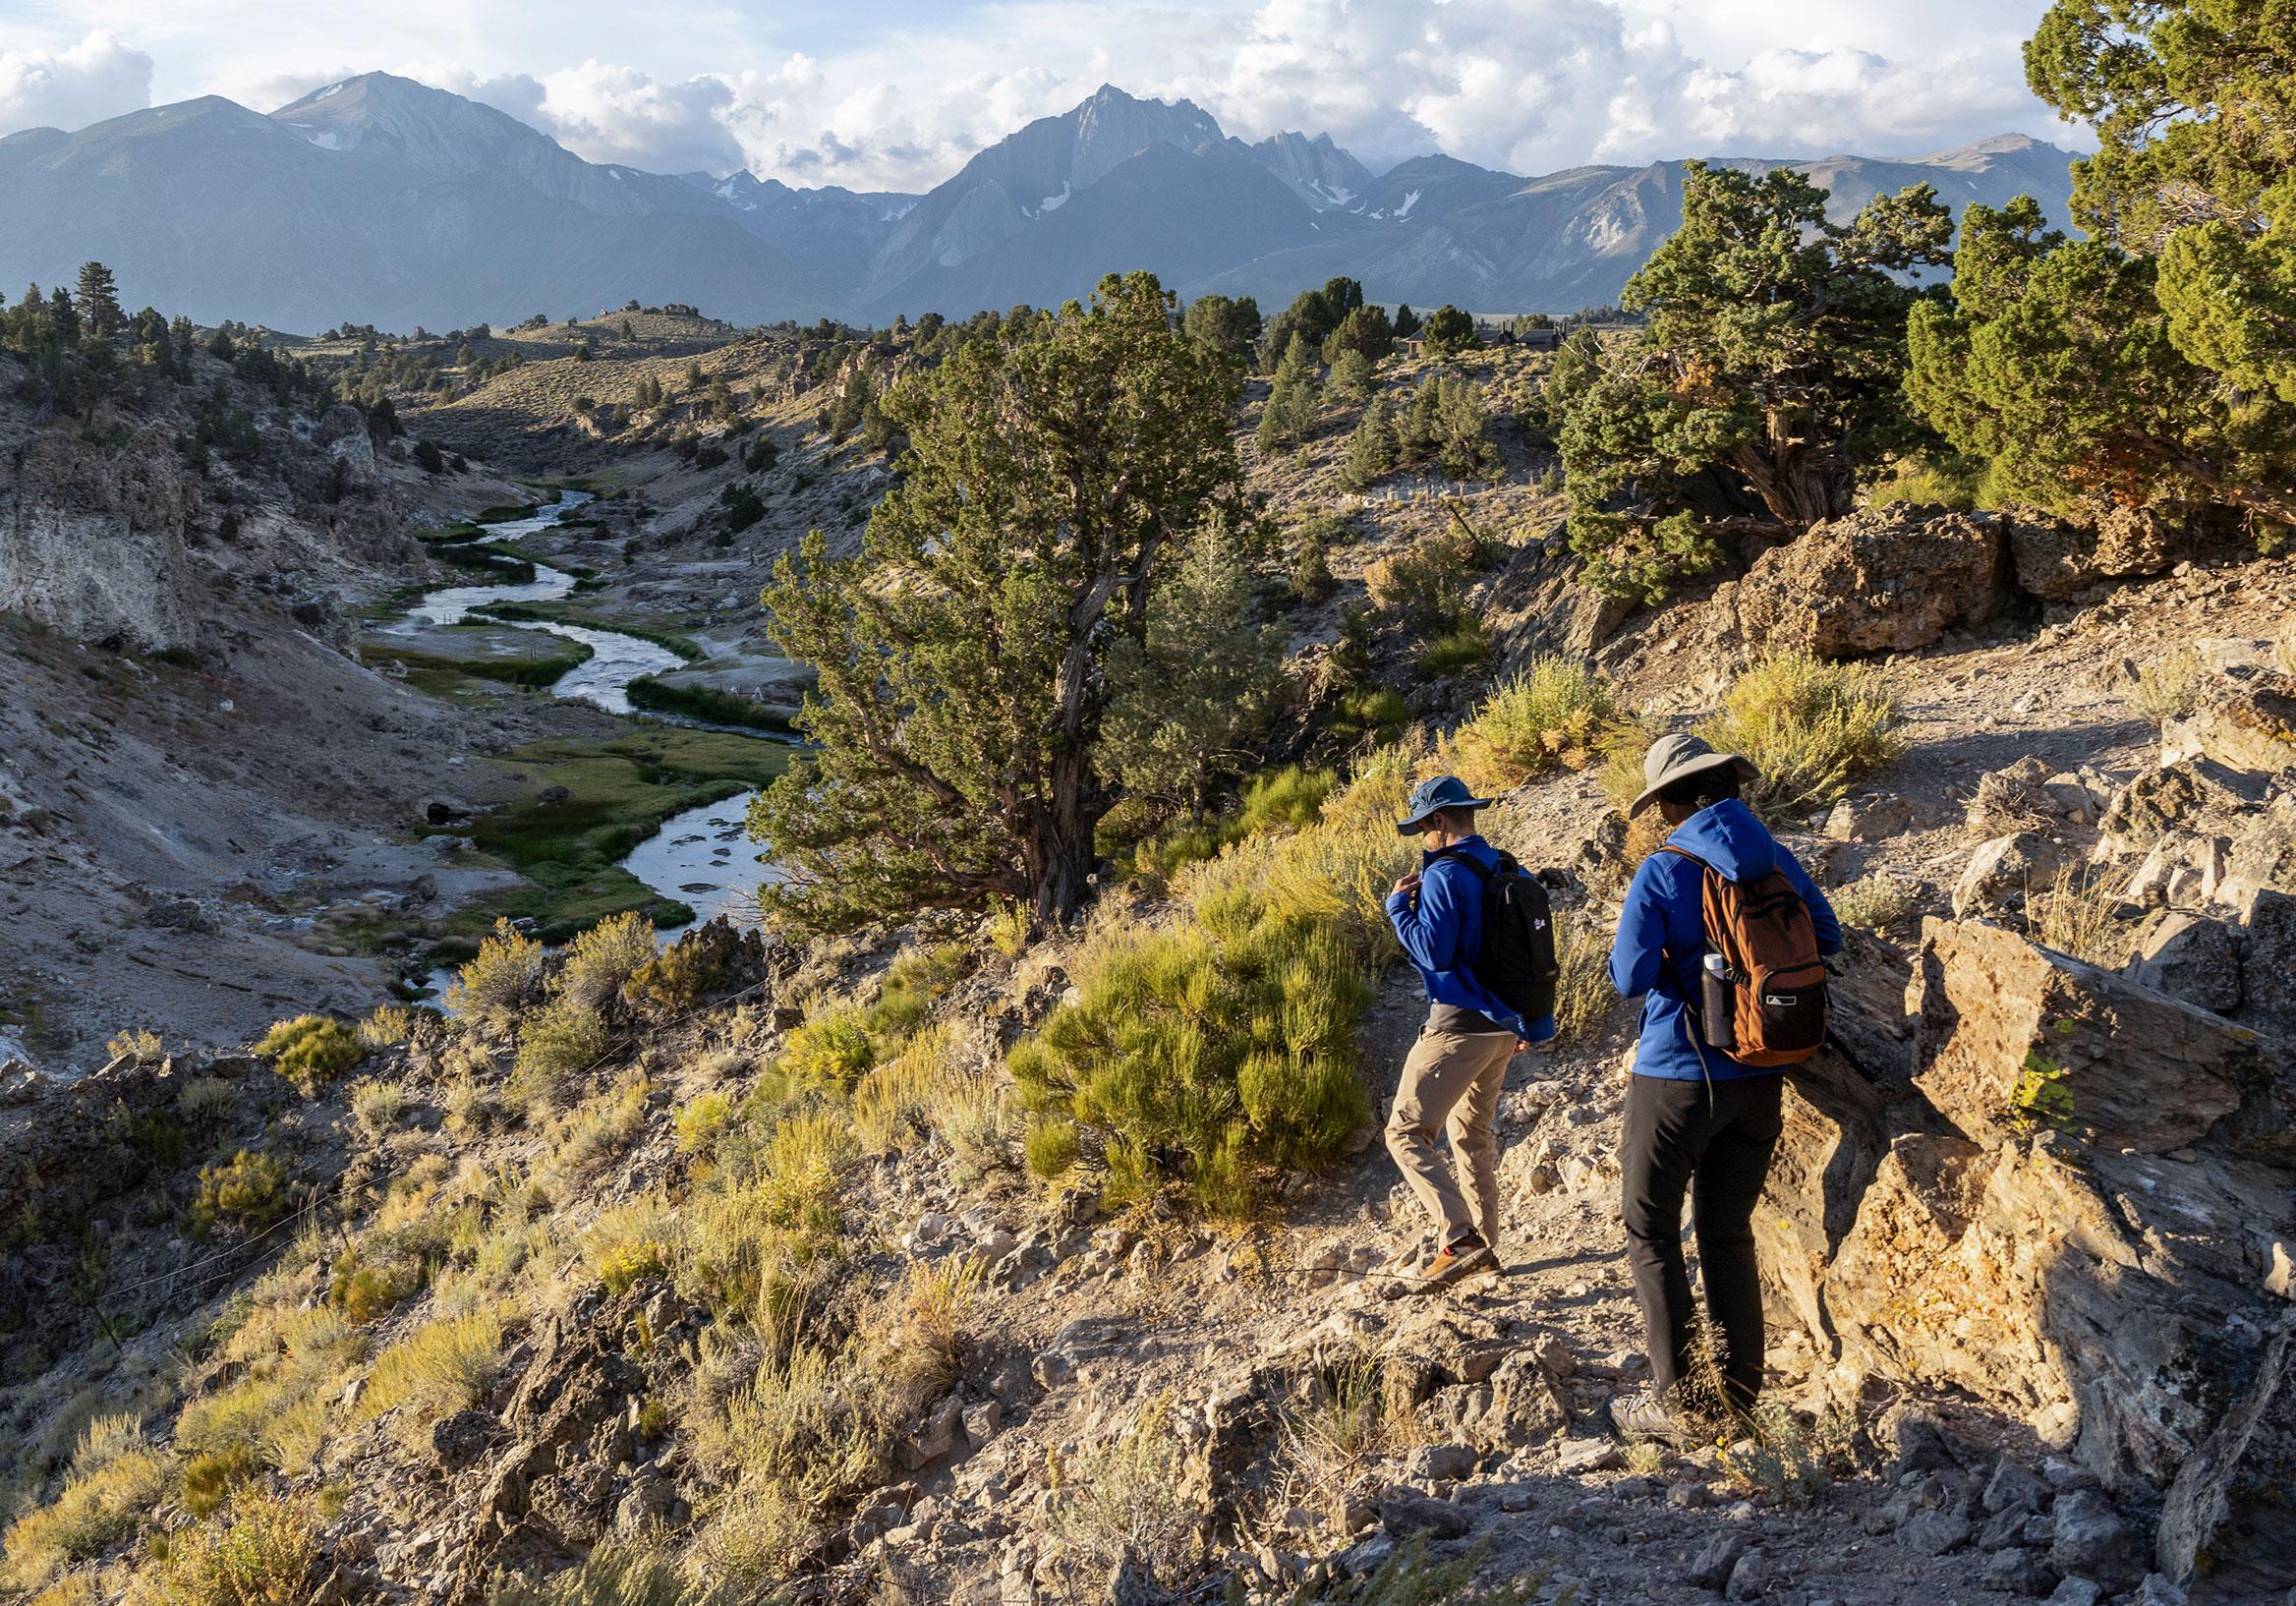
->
[[1626, 733, 1759, 819]]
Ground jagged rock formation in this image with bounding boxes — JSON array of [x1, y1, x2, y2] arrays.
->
[[1763, 731, 2296, 1596]]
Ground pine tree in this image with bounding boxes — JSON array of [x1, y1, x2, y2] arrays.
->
[[75, 262, 123, 342], [1393, 303, 1421, 339], [1340, 393, 1400, 488], [1328, 347, 1374, 406], [1254, 332, 1320, 453]]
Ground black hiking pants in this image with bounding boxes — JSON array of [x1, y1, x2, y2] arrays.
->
[[1620, 1072, 1784, 1412]]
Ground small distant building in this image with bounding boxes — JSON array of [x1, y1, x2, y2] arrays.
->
[[1518, 326, 1561, 351]]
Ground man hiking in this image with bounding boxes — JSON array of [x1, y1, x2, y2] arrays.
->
[[1606, 736, 1840, 1441], [1383, 774, 1557, 1291]]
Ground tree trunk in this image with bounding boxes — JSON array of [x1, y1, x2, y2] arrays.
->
[[1029, 745, 1102, 924]]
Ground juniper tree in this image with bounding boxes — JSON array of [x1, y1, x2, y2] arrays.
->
[[1183, 293, 1262, 368], [1327, 346, 1374, 407], [1557, 163, 1954, 601], [1255, 332, 1321, 453], [1340, 393, 1401, 489], [1102, 521, 1286, 815], [1902, 0, 2296, 537], [1393, 303, 1421, 339], [1422, 304, 1476, 356], [749, 272, 1243, 931]]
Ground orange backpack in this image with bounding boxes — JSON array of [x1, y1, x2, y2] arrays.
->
[[1660, 846, 1828, 1066]]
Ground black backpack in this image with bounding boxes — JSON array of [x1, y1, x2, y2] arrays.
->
[[1433, 848, 1560, 1023]]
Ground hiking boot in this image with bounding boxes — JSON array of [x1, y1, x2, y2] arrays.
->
[[1607, 1389, 1690, 1445], [1415, 1233, 1495, 1290]]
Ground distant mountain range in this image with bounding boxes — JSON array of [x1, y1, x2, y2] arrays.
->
[[0, 75, 2079, 334]]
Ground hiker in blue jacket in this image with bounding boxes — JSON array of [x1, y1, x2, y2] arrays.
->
[[1383, 775, 1557, 1291], [1604, 735, 1841, 1441]]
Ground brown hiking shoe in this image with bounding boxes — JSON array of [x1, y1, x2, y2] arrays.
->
[[1607, 1389, 1689, 1445], [1416, 1233, 1495, 1290]]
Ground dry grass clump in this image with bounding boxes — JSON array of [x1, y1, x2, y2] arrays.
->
[[1444, 656, 1628, 791], [178, 1302, 368, 1476], [583, 1197, 677, 1295], [2028, 864, 2129, 966], [348, 1077, 410, 1139], [1042, 1396, 1201, 1598], [1550, 909, 1619, 1041], [357, 1005, 414, 1049], [486, 1542, 704, 1606], [359, 1307, 508, 1432], [2128, 646, 2212, 725], [253, 1014, 364, 1094], [0, 1426, 167, 1592], [1279, 1360, 1418, 1524], [1696, 653, 1904, 820]]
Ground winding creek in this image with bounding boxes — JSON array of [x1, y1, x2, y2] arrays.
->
[[383, 491, 783, 941]]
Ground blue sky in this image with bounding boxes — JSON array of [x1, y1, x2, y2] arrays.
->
[[1, 1, 2077, 191]]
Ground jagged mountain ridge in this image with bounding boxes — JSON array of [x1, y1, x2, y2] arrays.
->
[[0, 75, 2078, 329]]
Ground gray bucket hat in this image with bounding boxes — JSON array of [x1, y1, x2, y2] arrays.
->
[[1395, 774, 1497, 834], [1626, 734, 1758, 820]]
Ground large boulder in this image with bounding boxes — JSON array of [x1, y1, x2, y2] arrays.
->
[[2162, 666, 2296, 775], [1953, 832, 2067, 917], [1759, 919, 2296, 1596], [1725, 505, 2012, 659], [2008, 503, 2179, 600], [2123, 909, 2245, 1016]]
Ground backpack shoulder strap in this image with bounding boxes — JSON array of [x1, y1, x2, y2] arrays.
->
[[1427, 846, 1496, 883], [1656, 844, 1711, 874]]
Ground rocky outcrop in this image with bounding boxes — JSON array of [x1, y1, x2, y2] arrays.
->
[[2008, 503, 2180, 600], [2161, 665, 2296, 776], [0, 424, 203, 648], [1721, 505, 2013, 659], [1761, 918, 2296, 1596]]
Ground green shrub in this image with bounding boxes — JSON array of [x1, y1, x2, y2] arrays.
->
[[779, 1007, 875, 1088], [510, 998, 609, 1112], [1131, 766, 1338, 880], [449, 918, 547, 1031], [180, 1443, 262, 1518], [621, 938, 718, 1016], [1415, 616, 1492, 675], [1866, 450, 1995, 512], [1695, 653, 1904, 819], [191, 1150, 288, 1238], [1012, 756, 1413, 1211], [1363, 534, 1473, 635], [675, 1090, 736, 1157], [107, 1027, 164, 1065], [1023, 1119, 1080, 1181], [254, 1015, 364, 1094], [142, 1491, 320, 1605], [1445, 656, 1626, 791], [328, 1246, 426, 1324], [559, 911, 658, 1013]]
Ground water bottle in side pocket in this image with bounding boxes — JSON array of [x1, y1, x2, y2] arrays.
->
[[1700, 952, 1737, 1052]]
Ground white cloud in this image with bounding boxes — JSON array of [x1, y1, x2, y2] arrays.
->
[[0, 0, 2072, 189], [0, 29, 151, 134]]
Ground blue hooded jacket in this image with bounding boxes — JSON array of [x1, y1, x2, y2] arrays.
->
[[1387, 834, 1559, 1042], [1608, 799, 1841, 1081]]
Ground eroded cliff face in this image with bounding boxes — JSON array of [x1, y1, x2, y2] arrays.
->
[[0, 425, 204, 650]]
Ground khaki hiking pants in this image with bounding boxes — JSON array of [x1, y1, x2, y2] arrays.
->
[[1385, 1024, 1516, 1248]]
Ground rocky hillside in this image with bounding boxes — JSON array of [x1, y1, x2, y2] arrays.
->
[[4, 467, 2291, 1605]]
